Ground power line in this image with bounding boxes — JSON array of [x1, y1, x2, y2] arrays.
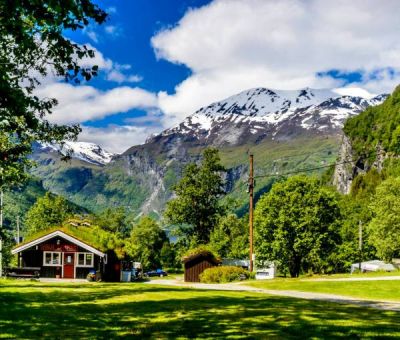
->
[[226, 150, 385, 194], [266, 149, 334, 161], [253, 150, 385, 180]]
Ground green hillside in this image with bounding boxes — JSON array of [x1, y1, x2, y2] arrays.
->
[[2, 179, 46, 230], [27, 132, 340, 219], [220, 134, 340, 213], [343, 85, 400, 196], [30, 152, 150, 215], [344, 85, 400, 157]]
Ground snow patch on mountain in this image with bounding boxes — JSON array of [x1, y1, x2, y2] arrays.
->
[[153, 87, 388, 146], [40, 141, 115, 165]]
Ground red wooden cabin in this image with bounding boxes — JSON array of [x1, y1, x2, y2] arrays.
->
[[11, 230, 116, 280]]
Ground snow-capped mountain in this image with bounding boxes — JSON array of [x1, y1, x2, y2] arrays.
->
[[147, 88, 387, 147], [39, 141, 115, 165]]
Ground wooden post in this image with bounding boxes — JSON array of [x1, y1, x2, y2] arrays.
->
[[358, 220, 362, 272], [0, 190, 3, 277], [249, 154, 254, 272], [16, 215, 20, 244]]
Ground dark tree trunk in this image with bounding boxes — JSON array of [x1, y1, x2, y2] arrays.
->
[[288, 256, 301, 278]]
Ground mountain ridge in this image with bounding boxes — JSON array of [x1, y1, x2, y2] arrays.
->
[[144, 87, 387, 150], [30, 86, 388, 218]]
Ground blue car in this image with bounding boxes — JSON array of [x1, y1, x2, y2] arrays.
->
[[144, 269, 168, 277]]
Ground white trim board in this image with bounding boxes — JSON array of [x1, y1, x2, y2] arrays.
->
[[11, 230, 105, 257]]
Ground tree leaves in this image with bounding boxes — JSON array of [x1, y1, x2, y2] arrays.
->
[[0, 0, 107, 189], [164, 148, 226, 244], [254, 176, 341, 277]]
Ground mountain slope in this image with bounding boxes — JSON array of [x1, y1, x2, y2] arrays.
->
[[146, 88, 386, 148], [38, 141, 115, 166], [31, 87, 387, 217], [334, 85, 400, 193]]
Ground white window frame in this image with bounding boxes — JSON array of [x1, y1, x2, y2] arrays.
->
[[76, 252, 94, 267], [43, 251, 62, 266]]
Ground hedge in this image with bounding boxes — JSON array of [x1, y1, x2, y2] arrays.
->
[[199, 266, 253, 283]]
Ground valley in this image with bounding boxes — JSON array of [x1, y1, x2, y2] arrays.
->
[[20, 87, 386, 220]]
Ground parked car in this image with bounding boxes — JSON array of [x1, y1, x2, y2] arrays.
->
[[144, 269, 168, 277]]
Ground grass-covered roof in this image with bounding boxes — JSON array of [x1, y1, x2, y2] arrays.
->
[[15, 217, 126, 259]]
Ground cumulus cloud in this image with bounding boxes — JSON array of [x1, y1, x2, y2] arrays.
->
[[78, 45, 142, 83], [152, 0, 400, 121], [79, 124, 162, 153], [35, 83, 158, 124]]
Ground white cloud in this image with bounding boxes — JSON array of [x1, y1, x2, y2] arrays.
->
[[79, 46, 142, 84], [35, 83, 158, 124], [332, 87, 375, 99], [104, 25, 122, 36], [79, 124, 162, 153], [106, 69, 143, 83], [82, 27, 99, 43], [152, 0, 400, 121], [79, 43, 114, 71]]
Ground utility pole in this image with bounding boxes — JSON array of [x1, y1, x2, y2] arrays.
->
[[0, 190, 3, 278], [249, 154, 254, 272], [358, 220, 363, 273], [16, 215, 20, 244]]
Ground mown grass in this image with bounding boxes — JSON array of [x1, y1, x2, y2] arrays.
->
[[247, 277, 400, 302], [1, 279, 400, 339], [297, 270, 400, 279]]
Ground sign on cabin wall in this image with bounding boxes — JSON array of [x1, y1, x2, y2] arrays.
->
[[40, 244, 78, 252]]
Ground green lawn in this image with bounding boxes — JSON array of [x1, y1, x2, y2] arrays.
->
[[297, 270, 400, 279], [1, 280, 400, 338], [247, 278, 400, 302]]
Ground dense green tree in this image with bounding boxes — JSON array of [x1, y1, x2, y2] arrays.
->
[[335, 195, 376, 271], [368, 177, 400, 262], [94, 207, 131, 236], [164, 148, 226, 244], [160, 242, 178, 269], [0, 1, 107, 188], [255, 176, 341, 277], [209, 214, 248, 259], [344, 85, 400, 157], [25, 192, 72, 235], [126, 216, 168, 270]]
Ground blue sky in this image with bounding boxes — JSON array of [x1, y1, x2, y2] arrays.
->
[[40, 0, 400, 152], [65, 0, 211, 128]]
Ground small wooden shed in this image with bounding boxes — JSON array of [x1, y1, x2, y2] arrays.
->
[[183, 250, 221, 282]]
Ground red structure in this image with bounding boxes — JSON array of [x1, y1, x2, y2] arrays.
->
[[183, 251, 221, 282], [11, 230, 118, 280]]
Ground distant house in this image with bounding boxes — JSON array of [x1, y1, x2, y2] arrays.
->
[[183, 250, 221, 282], [222, 258, 250, 269], [222, 258, 276, 279], [11, 228, 121, 281]]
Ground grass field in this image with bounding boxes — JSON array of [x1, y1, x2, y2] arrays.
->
[[247, 278, 400, 302], [1, 279, 400, 339]]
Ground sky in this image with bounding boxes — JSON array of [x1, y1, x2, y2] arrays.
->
[[38, 0, 400, 153]]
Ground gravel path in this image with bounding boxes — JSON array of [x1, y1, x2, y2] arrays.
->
[[145, 279, 400, 311]]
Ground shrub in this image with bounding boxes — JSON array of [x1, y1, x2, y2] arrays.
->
[[200, 266, 252, 283]]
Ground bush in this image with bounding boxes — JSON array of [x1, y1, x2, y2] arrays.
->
[[200, 266, 252, 283]]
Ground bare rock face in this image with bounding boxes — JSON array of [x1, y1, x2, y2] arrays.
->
[[32, 87, 388, 216], [333, 135, 356, 194], [333, 136, 389, 194]]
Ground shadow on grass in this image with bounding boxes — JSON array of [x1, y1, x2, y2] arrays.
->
[[1, 282, 400, 339]]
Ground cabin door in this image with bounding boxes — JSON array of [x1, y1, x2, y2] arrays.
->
[[63, 253, 75, 278]]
